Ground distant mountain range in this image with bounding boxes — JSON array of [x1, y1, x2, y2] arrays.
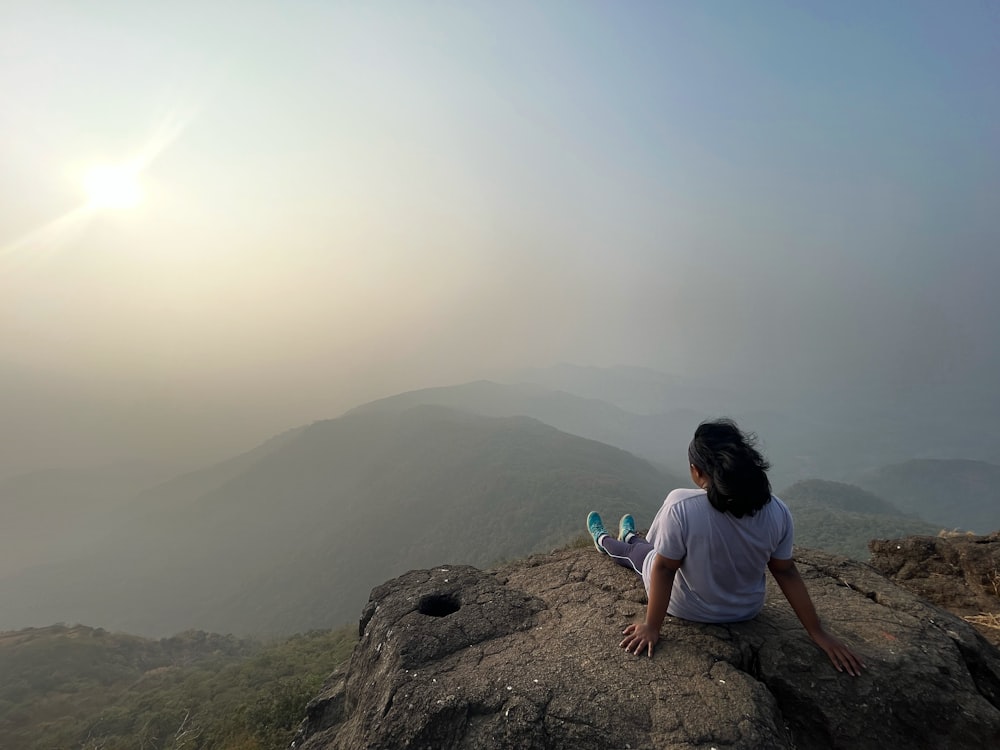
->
[[351, 379, 702, 474], [351, 379, 857, 487], [778, 479, 941, 559], [0, 406, 679, 636], [352, 377, 999, 490], [779, 478, 902, 515], [502, 364, 1000, 480], [2, 372, 997, 638], [856, 459, 1000, 533]]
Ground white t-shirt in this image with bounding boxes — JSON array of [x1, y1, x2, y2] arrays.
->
[[641, 488, 794, 623]]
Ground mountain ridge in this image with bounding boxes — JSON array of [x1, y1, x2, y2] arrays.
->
[[0, 405, 681, 636], [857, 458, 1000, 533]]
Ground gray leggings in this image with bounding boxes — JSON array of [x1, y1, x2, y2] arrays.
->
[[600, 534, 654, 575]]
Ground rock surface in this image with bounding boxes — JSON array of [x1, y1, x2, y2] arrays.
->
[[293, 546, 1000, 749], [870, 531, 1000, 646]]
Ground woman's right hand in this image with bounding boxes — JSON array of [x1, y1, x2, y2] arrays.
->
[[620, 622, 660, 657]]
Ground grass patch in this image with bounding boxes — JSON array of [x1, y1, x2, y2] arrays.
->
[[964, 613, 1000, 631]]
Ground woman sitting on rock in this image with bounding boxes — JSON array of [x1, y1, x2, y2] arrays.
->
[[587, 418, 864, 675]]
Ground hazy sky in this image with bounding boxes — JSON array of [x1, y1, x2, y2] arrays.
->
[[2, 1, 999, 469]]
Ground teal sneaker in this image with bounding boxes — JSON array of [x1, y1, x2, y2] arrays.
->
[[618, 514, 636, 542], [587, 511, 609, 554]]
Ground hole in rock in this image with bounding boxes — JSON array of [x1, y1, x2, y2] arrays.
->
[[418, 593, 461, 617]]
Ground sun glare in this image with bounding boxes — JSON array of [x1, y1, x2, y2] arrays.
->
[[83, 164, 142, 210]]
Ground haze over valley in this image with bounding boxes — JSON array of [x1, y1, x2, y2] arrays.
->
[[2, 4, 1000, 747], [2, 0, 1000, 636], [1, 365, 998, 638]]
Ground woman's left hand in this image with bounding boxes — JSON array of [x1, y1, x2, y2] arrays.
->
[[811, 629, 865, 676], [620, 622, 660, 657]]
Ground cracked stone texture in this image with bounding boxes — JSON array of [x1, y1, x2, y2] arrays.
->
[[292, 547, 1000, 750], [869, 532, 1000, 646]]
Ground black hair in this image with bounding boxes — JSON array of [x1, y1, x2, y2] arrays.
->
[[687, 418, 772, 518]]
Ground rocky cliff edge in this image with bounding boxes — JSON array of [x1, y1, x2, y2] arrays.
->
[[870, 531, 1000, 647], [293, 545, 1000, 749]]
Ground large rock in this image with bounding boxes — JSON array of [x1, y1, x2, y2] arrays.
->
[[869, 531, 1000, 646], [293, 547, 1000, 749]]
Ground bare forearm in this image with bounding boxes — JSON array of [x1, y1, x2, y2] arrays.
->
[[769, 558, 866, 676], [771, 563, 823, 636], [645, 559, 676, 631], [622, 554, 681, 657]]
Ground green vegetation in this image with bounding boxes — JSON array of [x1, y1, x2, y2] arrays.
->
[[780, 479, 940, 560], [779, 479, 902, 515], [0, 475, 965, 748], [0, 623, 356, 750]]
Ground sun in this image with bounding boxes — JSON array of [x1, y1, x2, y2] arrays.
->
[[83, 164, 143, 210]]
